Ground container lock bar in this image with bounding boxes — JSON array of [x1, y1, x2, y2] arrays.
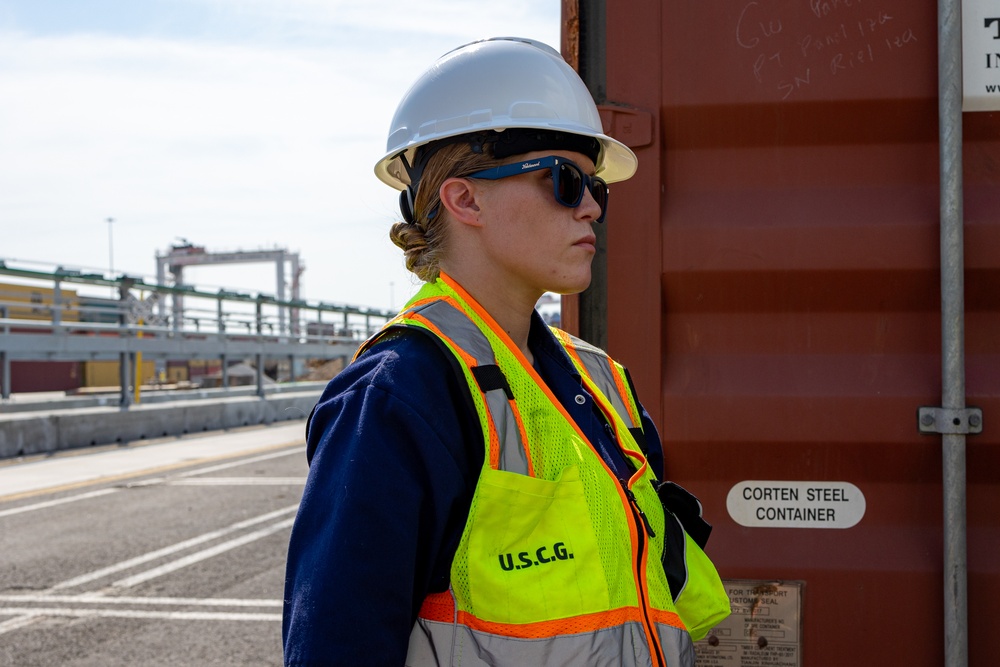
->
[[597, 105, 653, 149], [917, 407, 983, 435]]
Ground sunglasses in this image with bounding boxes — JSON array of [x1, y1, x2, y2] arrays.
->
[[468, 156, 610, 224]]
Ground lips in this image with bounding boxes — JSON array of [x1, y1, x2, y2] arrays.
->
[[575, 234, 597, 250]]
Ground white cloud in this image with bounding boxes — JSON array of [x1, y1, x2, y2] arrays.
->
[[0, 1, 562, 310]]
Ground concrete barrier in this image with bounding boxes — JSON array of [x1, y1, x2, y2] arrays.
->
[[0, 391, 320, 459]]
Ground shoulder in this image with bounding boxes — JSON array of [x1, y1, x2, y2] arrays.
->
[[307, 326, 479, 460], [319, 327, 463, 403]]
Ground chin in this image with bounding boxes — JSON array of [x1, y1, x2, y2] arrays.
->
[[550, 275, 592, 296]]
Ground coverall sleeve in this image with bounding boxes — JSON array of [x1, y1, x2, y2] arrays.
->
[[282, 333, 482, 667]]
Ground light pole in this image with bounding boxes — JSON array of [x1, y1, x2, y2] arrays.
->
[[106, 217, 115, 278]]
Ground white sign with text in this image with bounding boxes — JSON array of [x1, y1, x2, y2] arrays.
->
[[963, 0, 1000, 111], [727, 481, 866, 529]]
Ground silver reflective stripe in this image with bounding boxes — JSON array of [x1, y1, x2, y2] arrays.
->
[[409, 300, 496, 365], [406, 618, 694, 667], [408, 300, 529, 475], [657, 621, 696, 667], [564, 333, 637, 428], [481, 383, 529, 475]]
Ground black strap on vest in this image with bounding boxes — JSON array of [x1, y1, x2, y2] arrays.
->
[[471, 364, 514, 400]]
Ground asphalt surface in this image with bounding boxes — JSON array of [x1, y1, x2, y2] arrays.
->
[[0, 421, 309, 666]]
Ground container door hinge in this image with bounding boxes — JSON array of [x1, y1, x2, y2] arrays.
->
[[597, 105, 653, 149], [917, 407, 983, 435]]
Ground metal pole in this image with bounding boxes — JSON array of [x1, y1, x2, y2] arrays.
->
[[173, 266, 184, 332], [256, 353, 265, 398], [218, 293, 229, 390], [0, 305, 8, 400], [53, 278, 62, 327], [938, 0, 967, 665], [0, 350, 8, 400], [575, 0, 609, 350], [119, 352, 132, 409], [256, 297, 265, 397], [107, 217, 115, 299], [118, 282, 132, 410], [276, 253, 286, 336]]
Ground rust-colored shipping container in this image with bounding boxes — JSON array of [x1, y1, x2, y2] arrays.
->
[[564, 1, 998, 665], [9, 361, 81, 393]]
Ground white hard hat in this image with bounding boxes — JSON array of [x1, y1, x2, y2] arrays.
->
[[374, 37, 638, 192]]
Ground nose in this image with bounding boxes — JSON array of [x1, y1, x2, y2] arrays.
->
[[576, 185, 603, 223]]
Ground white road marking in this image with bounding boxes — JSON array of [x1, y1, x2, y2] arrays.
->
[[0, 607, 280, 622], [111, 517, 296, 589], [48, 504, 298, 591], [0, 488, 118, 519], [166, 477, 306, 485], [0, 433, 306, 638], [0, 614, 45, 635], [173, 448, 303, 477], [0, 593, 281, 608]]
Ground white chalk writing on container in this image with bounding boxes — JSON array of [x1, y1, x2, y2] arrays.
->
[[733, 1, 920, 100]]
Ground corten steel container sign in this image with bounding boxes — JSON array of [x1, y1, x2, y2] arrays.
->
[[579, 0, 1000, 665]]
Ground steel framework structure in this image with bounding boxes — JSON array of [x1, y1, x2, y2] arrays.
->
[[155, 244, 304, 335]]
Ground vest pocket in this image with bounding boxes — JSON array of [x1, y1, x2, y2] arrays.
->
[[462, 464, 611, 625]]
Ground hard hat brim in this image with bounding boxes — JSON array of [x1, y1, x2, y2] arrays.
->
[[375, 127, 637, 191]]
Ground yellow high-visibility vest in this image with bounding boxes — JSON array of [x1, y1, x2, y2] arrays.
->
[[359, 273, 728, 666]]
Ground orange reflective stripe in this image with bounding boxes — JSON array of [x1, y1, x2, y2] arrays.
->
[[418, 590, 456, 622], [554, 328, 589, 372], [457, 606, 675, 639], [419, 595, 686, 640], [649, 608, 688, 632], [607, 357, 640, 425]]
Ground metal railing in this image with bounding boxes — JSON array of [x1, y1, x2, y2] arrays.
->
[[0, 261, 395, 406]]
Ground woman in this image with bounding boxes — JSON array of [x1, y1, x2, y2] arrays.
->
[[283, 37, 728, 667]]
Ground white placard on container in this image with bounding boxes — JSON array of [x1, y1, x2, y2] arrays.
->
[[963, 0, 1000, 111], [727, 480, 866, 529]]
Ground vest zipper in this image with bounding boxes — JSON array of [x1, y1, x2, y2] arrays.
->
[[620, 478, 667, 667], [622, 484, 656, 538]]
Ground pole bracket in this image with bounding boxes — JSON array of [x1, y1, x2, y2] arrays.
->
[[917, 406, 983, 435]]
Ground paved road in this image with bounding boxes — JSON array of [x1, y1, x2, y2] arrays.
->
[[0, 422, 309, 666]]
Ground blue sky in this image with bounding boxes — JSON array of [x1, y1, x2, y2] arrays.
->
[[0, 1, 561, 310]]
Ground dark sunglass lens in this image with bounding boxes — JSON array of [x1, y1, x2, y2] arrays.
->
[[590, 179, 608, 211], [557, 162, 584, 206]]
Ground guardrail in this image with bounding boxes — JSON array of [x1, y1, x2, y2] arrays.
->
[[0, 261, 395, 406]]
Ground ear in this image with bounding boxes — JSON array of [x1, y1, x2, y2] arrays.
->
[[439, 177, 484, 228]]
